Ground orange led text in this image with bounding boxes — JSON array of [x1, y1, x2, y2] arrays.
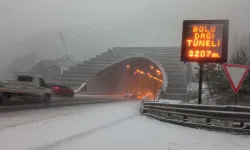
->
[[188, 50, 220, 58], [186, 24, 222, 58]]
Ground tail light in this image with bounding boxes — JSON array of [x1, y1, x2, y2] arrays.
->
[[52, 86, 60, 92]]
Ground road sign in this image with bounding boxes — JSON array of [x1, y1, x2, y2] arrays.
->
[[181, 20, 229, 63], [222, 63, 250, 94]]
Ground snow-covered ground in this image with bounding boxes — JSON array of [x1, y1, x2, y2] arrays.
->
[[187, 82, 218, 105], [187, 82, 208, 97], [0, 101, 249, 150]]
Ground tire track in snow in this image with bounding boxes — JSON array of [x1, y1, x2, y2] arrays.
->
[[31, 114, 139, 150], [0, 111, 77, 131]]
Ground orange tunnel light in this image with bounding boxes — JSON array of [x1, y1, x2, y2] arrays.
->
[[134, 68, 163, 82], [140, 71, 144, 75], [156, 69, 161, 75]]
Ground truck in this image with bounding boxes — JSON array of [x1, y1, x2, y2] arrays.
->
[[0, 72, 52, 104]]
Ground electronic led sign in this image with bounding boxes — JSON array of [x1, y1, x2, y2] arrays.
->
[[181, 20, 229, 63]]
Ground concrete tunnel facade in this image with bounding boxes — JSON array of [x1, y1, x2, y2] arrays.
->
[[78, 57, 168, 97]]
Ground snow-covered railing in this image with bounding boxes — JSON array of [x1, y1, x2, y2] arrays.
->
[[74, 82, 86, 93], [141, 102, 250, 134]]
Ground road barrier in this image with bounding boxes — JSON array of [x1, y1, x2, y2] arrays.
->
[[0, 99, 127, 112], [140, 101, 250, 134], [75, 92, 115, 95]]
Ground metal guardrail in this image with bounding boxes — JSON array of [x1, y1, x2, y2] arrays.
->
[[140, 101, 250, 134]]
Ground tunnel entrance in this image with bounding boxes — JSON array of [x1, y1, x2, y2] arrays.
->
[[84, 57, 165, 99]]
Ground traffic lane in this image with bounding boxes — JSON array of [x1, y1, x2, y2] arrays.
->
[[0, 103, 112, 130], [0, 94, 135, 112], [0, 101, 141, 150], [0, 95, 135, 127], [71, 94, 127, 101], [48, 116, 250, 150], [1, 94, 129, 105]]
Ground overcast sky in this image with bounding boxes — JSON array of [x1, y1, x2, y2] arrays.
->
[[0, 0, 250, 67]]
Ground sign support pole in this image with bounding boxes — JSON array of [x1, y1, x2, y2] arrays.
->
[[234, 94, 237, 105], [198, 63, 204, 104]]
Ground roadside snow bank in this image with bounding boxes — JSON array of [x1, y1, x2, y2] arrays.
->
[[187, 82, 207, 96], [187, 82, 209, 104], [187, 82, 219, 105], [189, 91, 216, 105]]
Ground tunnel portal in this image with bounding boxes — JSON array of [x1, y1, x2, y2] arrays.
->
[[84, 57, 167, 98]]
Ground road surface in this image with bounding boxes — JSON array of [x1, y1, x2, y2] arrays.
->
[[0, 101, 249, 150]]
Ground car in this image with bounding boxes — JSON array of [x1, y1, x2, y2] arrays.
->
[[124, 91, 131, 98], [124, 90, 140, 99], [47, 84, 74, 98]]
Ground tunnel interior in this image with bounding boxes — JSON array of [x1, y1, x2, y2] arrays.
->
[[85, 57, 164, 98]]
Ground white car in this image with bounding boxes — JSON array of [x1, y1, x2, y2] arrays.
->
[[124, 91, 139, 99]]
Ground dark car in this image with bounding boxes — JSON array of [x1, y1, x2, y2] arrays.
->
[[47, 84, 74, 98]]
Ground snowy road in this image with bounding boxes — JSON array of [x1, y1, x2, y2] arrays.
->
[[0, 101, 249, 150]]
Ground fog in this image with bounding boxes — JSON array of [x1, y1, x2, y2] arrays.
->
[[0, 0, 250, 77]]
